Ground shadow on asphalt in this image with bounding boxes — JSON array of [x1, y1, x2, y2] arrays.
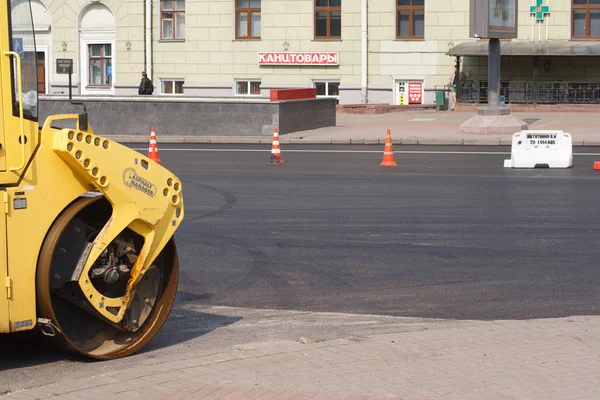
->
[[0, 307, 241, 371], [144, 305, 241, 351]]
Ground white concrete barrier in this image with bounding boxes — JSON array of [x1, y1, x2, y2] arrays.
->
[[504, 130, 572, 168]]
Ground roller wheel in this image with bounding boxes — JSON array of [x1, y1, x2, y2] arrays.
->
[[36, 195, 179, 360]]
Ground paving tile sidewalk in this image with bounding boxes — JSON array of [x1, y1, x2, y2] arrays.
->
[[107, 111, 600, 146], [3, 308, 600, 400]]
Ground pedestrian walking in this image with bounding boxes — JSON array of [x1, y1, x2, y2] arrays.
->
[[447, 66, 459, 111], [138, 71, 154, 95]]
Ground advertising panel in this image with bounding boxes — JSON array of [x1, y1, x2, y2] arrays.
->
[[470, 0, 519, 39]]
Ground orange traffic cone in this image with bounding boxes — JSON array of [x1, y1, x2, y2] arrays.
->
[[380, 128, 397, 167], [594, 162, 600, 170], [148, 127, 161, 163], [268, 128, 284, 165]]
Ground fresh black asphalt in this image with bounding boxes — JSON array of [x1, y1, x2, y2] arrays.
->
[[152, 144, 600, 321], [2, 144, 600, 383]]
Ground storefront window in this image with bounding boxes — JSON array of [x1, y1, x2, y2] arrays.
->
[[236, 80, 261, 96], [88, 44, 111, 86], [315, 0, 341, 39], [161, 79, 184, 94], [572, 0, 600, 38], [236, 0, 261, 39], [161, 0, 185, 39], [397, 0, 425, 39], [314, 81, 340, 104]]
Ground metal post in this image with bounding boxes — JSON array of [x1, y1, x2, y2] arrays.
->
[[532, 56, 538, 105], [488, 38, 500, 109], [360, 0, 368, 104]]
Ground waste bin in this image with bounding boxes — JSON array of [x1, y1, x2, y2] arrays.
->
[[435, 87, 448, 111]]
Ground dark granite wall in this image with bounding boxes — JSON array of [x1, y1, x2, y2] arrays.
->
[[38, 96, 336, 136], [279, 98, 337, 134]]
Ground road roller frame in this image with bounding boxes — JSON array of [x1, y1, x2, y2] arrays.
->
[[0, 1, 184, 359]]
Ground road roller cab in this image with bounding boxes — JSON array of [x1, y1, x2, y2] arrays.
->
[[0, 0, 184, 359]]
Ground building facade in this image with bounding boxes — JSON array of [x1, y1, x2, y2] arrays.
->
[[25, 0, 600, 105]]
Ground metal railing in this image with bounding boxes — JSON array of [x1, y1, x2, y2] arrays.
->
[[458, 81, 600, 105]]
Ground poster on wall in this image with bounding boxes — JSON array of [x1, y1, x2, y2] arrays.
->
[[408, 82, 422, 104]]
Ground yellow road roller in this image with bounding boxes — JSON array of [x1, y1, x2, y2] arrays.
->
[[0, 1, 183, 359]]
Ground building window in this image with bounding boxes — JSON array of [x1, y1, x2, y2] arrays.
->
[[315, 0, 341, 39], [572, 0, 600, 38], [396, 0, 424, 39], [236, 0, 261, 39], [236, 80, 261, 95], [88, 44, 112, 86], [162, 79, 184, 94], [161, 0, 185, 39], [314, 81, 340, 103]]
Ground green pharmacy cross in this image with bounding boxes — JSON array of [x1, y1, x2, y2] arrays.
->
[[530, 0, 550, 21]]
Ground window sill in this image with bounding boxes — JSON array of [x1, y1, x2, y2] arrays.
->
[[570, 37, 600, 40], [312, 38, 342, 42], [395, 37, 425, 41], [86, 86, 112, 89], [234, 38, 261, 41], [158, 39, 186, 43]]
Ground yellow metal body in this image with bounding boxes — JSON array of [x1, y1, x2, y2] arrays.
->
[[0, 116, 184, 333], [0, 1, 183, 333]]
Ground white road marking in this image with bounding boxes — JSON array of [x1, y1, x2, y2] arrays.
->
[[131, 148, 600, 156], [408, 118, 437, 122]]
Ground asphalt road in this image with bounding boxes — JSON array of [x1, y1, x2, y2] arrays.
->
[[3, 144, 600, 392], [154, 144, 600, 320]]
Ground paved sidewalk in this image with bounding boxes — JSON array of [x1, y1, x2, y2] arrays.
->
[[3, 306, 600, 400], [107, 111, 600, 146]]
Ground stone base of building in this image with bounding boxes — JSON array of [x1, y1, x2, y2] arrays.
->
[[459, 113, 529, 135], [336, 104, 437, 114], [38, 96, 336, 137]]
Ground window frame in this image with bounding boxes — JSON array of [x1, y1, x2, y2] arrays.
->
[[160, 0, 185, 40], [314, 0, 342, 40], [396, 0, 425, 40], [235, 0, 261, 40], [572, 0, 600, 39], [88, 43, 112, 87], [313, 80, 340, 103], [161, 79, 184, 95], [235, 79, 262, 96]]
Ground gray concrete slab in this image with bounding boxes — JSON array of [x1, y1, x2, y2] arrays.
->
[[102, 111, 600, 146]]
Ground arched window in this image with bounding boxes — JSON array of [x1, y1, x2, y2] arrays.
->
[[28, 0, 51, 94]]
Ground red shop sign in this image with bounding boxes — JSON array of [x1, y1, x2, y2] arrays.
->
[[258, 52, 339, 66]]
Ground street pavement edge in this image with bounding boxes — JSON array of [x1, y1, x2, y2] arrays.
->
[[105, 135, 600, 146]]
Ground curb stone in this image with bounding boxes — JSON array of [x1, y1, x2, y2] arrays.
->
[[583, 139, 600, 146], [364, 138, 381, 145], [417, 138, 464, 145], [399, 138, 418, 145], [103, 135, 600, 146], [467, 138, 503, 146]]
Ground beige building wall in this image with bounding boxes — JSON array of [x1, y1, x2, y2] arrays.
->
[[33, 0, 594, 104], [41, 0, 145, 95], [154, 0, 362, 99]]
